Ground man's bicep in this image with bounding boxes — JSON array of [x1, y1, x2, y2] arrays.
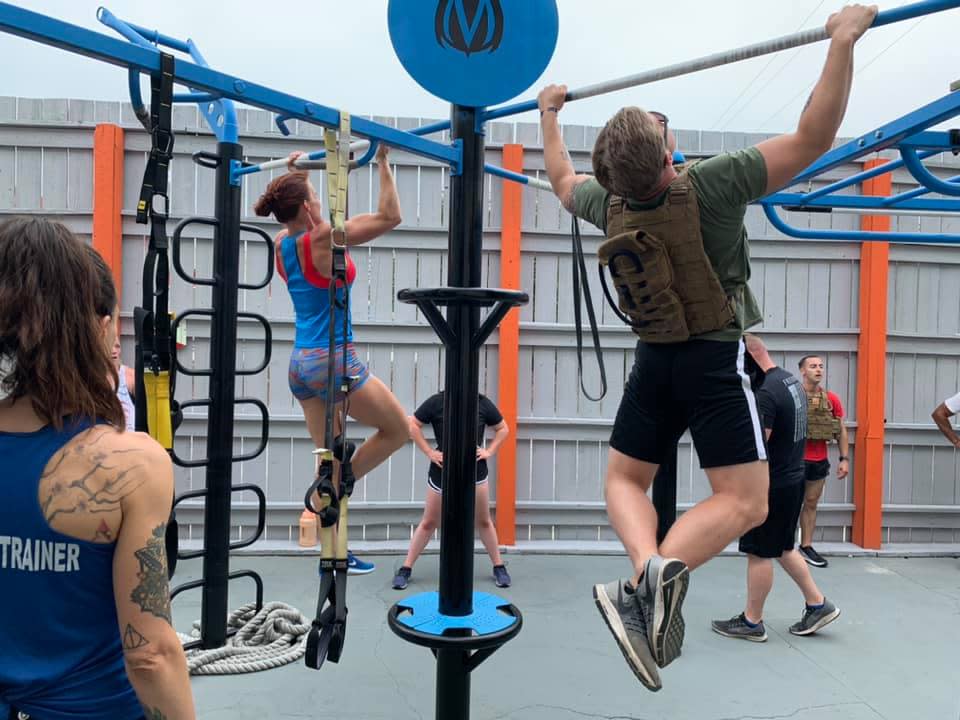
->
[[113, 448, 175, 651], [755, 134, 818, 196]]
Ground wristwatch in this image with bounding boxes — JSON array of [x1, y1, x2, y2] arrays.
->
[[838, 455, 849, 461]]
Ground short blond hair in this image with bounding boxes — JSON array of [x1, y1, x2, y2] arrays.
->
[[592, 107, 666, 200]]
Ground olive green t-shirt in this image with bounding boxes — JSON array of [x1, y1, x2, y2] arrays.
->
[[574, 147, 767, 342]]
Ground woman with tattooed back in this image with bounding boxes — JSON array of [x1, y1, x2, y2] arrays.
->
[[0, 218, 195, 720]]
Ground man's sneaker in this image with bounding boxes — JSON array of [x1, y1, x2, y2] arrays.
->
[[637, 555, 690, 668], [493, 564, 511, 588], [789, 598, 841, 636], [346, 551, 375, 575], [392, 566, 412, 590], [711, 613, 768, 642], [799, 545, 828, 568], [592, 579, 662, 691]]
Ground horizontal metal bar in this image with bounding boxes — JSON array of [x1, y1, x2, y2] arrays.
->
[[173, 91, 219, 103], [763, 191, 960, 213], [484, 163, 553, 191], [761, 202, 960, 243], [882, 172, 960, 205], [0, 3, 459, 168], [483, 0, 960, 122]]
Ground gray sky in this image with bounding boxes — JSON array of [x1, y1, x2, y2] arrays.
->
[[4, 0, 960, 136]]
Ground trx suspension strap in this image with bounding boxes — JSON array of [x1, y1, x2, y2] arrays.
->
[[132, 53, 180, 580], [304, 112, 358, 670], [570, 216, 608, 401], [133, 52, 176, 450]]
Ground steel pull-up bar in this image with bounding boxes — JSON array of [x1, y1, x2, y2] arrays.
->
[[483, 0, 960, 123]]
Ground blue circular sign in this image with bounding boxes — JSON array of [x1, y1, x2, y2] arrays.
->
[[388, 0, 559, 108]]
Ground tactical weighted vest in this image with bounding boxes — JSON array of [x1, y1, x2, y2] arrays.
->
[[806, 389, 840, 441], [598, 172, 735, 343]]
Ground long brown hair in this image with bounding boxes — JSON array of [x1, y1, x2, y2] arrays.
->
[[253, 171, 311, 223], [0, 217, 124, 429]]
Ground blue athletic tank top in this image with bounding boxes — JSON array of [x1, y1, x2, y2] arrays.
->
[[0, 420, 141, 720], [278, 231, 355, 349]]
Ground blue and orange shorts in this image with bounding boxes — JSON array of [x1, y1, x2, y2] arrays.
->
[[288, 344, 371, 402]]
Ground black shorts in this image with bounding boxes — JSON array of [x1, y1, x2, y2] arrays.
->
[[739, 481, 805, 558], [610, 339, 766, 469], [427, 462, 489, 494], [804, 459, 830, 482]]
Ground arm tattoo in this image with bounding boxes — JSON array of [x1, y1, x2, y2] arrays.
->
[[130, 524, 172, 624], [562, 177, 587, 214], [123, 623, 150, 651], [41, 429, 146, 524], [146, 709, 167, 720]]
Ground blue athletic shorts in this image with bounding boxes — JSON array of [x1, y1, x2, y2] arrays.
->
[[288, 344, 371, 402]]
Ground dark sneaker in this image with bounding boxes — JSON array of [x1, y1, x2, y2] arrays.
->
[[799, 545, 828, 568], [789, 598, 841, 636], [637, 555, 690, 668], [346, 551, 375, 575], [392, 566, 412, 590], [711, 613, 768, 642], [592, 579, 662, 691], [493, 564, 512, 588]]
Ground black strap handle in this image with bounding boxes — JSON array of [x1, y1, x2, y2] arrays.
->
[[570, 215, 607, 402]]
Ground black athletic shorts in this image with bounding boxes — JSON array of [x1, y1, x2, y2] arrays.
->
[[739, 480, 805, 558], [610, 339, 766, 469], [804, 459, 830, 482]]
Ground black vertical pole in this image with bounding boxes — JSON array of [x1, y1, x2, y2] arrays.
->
[[653, 441, 678, 545], [435, 105, 484, 720], [199, 141, 243, 647]]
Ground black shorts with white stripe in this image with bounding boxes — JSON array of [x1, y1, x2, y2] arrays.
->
[[610, 338, 766, 469]]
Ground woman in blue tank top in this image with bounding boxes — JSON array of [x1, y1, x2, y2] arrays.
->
[[254, 145, 409, 505], [0, 218, 195, 720]]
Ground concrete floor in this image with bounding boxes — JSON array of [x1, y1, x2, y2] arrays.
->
[[172, 553, 960, 720]]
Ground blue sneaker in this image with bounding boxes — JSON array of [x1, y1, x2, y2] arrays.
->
[[347, 551, 375, 575]]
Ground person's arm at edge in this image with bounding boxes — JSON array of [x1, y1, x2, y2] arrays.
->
[[537, 84, 594, 213]]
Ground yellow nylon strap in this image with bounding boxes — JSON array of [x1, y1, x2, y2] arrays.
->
[[142, 370, 173, 449], [323, 112, 351, 248]]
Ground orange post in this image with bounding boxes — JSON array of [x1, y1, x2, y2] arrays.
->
[[495, 144, 523, 545], [852, 159, 890, 549], [93, 124, 125, 299]]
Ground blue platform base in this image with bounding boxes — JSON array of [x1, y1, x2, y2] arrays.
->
[[395, 591, 518, 637]]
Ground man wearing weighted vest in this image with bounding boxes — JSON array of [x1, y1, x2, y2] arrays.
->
[[797, 355, 849, 568], [537, 2, 877, 692]]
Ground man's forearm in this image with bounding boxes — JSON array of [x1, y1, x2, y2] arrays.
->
[[838, 424, 849, 457], [796, 35, 855, 153], [540, 113, 575, 195], [934, 414, 960, 445]]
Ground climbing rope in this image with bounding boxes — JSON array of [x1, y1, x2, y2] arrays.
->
[[177, 601, 311, 675]]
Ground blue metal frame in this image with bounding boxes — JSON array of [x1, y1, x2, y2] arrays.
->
[[758, 87, 960, 244], [98, 7, 238, 143], [0, 3, 460, 170]]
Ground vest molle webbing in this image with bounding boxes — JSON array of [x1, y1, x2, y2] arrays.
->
[[806, 389, 840, 441], [598, 172, 735, 343]]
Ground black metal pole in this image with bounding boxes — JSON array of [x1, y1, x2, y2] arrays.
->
[[199, 141, 243, 648], [653, 440, 679, 545], [435, 104, 485, 720]]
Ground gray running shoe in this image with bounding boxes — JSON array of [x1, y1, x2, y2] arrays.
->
[[711, 613, 768, 642], [637, 555, 690, 668], [789, 598, 841, 636], [593, 579, 662, 691]]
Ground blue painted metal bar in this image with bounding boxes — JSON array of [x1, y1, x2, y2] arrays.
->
[[763, 191, 960, 213], [0, 3, 459, 169], [761, 202, 960, 243], [99, 6, 238, 143], [482, 0, 960, 122], [799, 149, 939, 203], [882, 173, 960, 205], [901, 146, 960, 196], [896, 130, 960, 149], [484, 163, 552, 191]]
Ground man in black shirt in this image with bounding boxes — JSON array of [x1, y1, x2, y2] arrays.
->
[[712, 335, 840, 641], [392, 392, 511, 590]]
